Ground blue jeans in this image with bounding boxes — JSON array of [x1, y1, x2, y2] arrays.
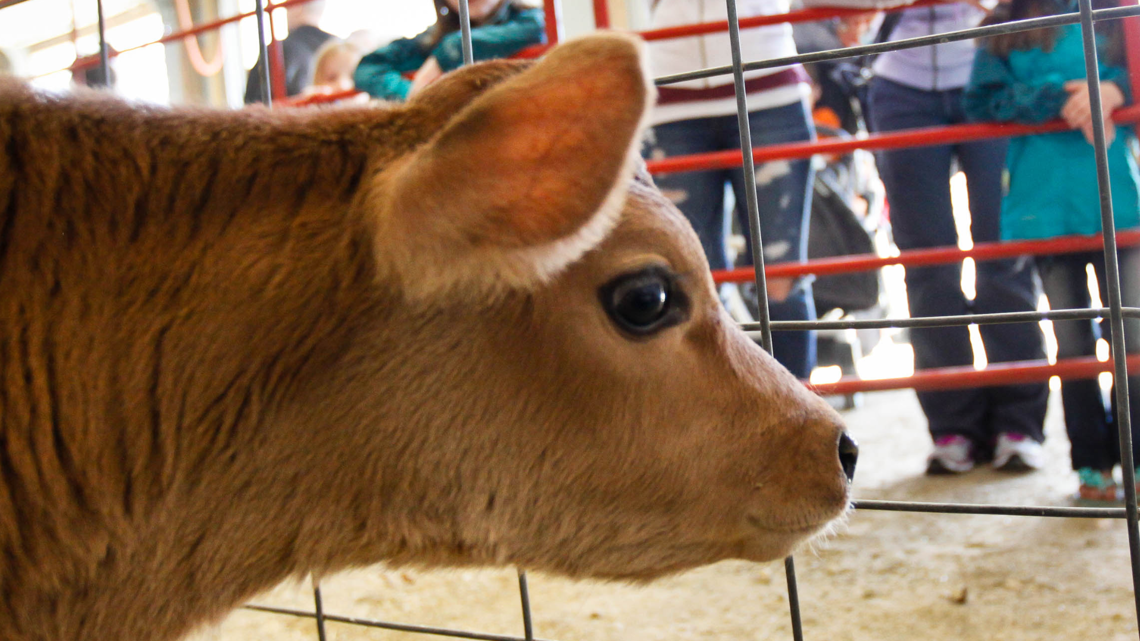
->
[[870, 77, 1048, 448], [1038, 250, 1140, 471], [647, 100, 817, 378]]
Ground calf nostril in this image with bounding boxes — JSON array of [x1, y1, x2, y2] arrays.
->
[[838, 432, 858, 483]]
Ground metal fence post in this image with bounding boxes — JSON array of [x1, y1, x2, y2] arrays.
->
[[312, 579, 328, 641], [95, 0, 109, 86], [1075, 0, 1140, 633], [458, 0, 474, 66], [253, 0, 271, 105], [518, 571, 535, 641]]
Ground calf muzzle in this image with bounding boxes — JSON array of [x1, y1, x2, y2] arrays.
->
[[838, 432, 858, 483]]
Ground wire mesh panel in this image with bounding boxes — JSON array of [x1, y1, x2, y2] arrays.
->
[[694, 0, 1140, 635], [74, 0, 1140, 637]]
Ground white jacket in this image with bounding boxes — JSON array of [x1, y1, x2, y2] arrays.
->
[[648, 0, 809, 124]]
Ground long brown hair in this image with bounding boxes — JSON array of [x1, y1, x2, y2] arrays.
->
[[427, 0, 541, 48], [980, 0, 1124, 65]]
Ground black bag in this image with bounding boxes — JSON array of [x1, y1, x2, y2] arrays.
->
[[808, 170, 881, 314]]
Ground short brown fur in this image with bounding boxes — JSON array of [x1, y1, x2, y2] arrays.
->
[[0, 35, 850, 641]]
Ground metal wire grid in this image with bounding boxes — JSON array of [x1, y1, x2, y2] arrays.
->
[[79, 0, 1140, 637]]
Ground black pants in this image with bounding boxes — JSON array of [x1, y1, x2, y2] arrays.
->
[[1039, 249, 1140, 471], [870, 77, 1048, 449]]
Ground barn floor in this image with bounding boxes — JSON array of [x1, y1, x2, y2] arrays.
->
[[190, 388, 1139, 641]]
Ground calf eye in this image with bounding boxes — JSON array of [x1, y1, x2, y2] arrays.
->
[[600, 267, 688, 337]]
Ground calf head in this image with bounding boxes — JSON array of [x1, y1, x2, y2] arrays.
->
[[0, 33, 853, 641], [350, 34, 854, 578]]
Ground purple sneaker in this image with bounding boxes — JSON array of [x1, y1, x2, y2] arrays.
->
[[926, 435, 974, 475]]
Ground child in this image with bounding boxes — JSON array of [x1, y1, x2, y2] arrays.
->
[[305, 40, 361, 96], [353, 0, 544, 101], [964, 0, 1140, 500]]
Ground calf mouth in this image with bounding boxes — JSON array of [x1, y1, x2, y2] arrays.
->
[[737, 506, 851, 562], [745, 513, 843, 536]]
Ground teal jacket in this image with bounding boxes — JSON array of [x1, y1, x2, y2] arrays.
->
[[353, 5, 545, 101], [963, 19, 1140, 240]]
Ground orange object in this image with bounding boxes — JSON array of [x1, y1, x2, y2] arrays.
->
[[174, 0, 224, 76], [810, 355, 1140, 395], [813, 106, 842, 130]]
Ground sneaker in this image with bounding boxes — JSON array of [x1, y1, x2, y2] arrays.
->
[[719, 283, 756, 325], [926, 435, 974, 475], [992, 433, 1044, 471], [1077, 468, 1118, 502]]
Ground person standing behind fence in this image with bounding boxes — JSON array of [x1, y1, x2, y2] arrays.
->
[[353, 0, 544, 102], [243, 0, 334, 103], [804, 0, 1050, 473], [965, 0, 1140, 501], [644, 0, 819, 380]]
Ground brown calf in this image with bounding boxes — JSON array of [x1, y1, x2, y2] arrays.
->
[[0, 34, 855, 641]]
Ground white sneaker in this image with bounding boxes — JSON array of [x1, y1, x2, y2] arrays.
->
[[992, 433, 1044, 471], [719, 283, 756, 324], [926, 435, 974, 475]]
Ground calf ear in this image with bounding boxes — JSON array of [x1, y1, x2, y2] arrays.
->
[[370, 33, 654, 299], [405, 58, 534, 121]]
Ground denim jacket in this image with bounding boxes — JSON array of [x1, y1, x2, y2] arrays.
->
[[353, 4, 544, 101]]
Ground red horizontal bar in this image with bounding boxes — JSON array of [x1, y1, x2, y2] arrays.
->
[[48, 0, 318, 75], [276, 88, 363, 107], [512, 43, 549, 59], [57, 0, 554, 75], [810, 355, 1140, 396], [639, 0, 938, 42], [713, 230, 1140, 283], [511, 2, 940, 60], [48, 1, 938, 77], [647, 105, 1140, 176], [52, 0, 929, 77]]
